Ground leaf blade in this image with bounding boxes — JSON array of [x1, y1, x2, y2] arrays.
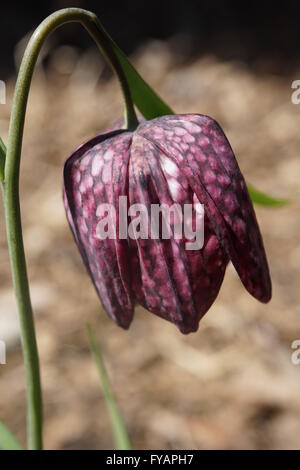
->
[[95, 20, 173, 119], [87, 324, 131, 450], [115, 49, 173, 118], [0, 419, 24, 450], [247, 183, 290, 207]]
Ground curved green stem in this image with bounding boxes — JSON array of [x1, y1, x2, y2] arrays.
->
[[3, 8, 138, 450]]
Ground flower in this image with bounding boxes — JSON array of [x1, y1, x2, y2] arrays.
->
[[63, 114, 271, 334]]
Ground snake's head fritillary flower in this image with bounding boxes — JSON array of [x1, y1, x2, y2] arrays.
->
[[63, 114, 271, 334]]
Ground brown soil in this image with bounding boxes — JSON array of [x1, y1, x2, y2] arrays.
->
[[0, 41, 299, 449]]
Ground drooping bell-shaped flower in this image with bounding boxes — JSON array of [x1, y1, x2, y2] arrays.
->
[[63, 114, 271, 334]]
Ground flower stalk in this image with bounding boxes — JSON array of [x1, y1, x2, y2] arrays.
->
[[1, 8, 138, 449]]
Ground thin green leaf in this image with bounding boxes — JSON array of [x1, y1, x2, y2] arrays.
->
[[0, 137, 6, 182], [247, 183, 290, 207], [87, 324, 131, 450], [96, 21, 173, 119], [115, 49, 173, 118], [0, 419, 24, 450]]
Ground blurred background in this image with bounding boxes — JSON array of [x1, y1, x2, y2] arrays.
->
[[0, 0, 300, 449]]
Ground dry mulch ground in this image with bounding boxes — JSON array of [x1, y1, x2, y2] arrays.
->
[[0, 40, 299, 449]]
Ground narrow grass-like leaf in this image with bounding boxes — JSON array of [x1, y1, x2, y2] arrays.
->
[[114, 48, 173, 118], [247, 183, 290, 207], [96, 20, 173, 119], [0, 419, 24, 450], [87, 324, 131, 450]]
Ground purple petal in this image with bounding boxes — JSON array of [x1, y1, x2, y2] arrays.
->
[[137, 115, 271, 303], [63, 130, 135, 328], [129, 133, 227, 333]]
